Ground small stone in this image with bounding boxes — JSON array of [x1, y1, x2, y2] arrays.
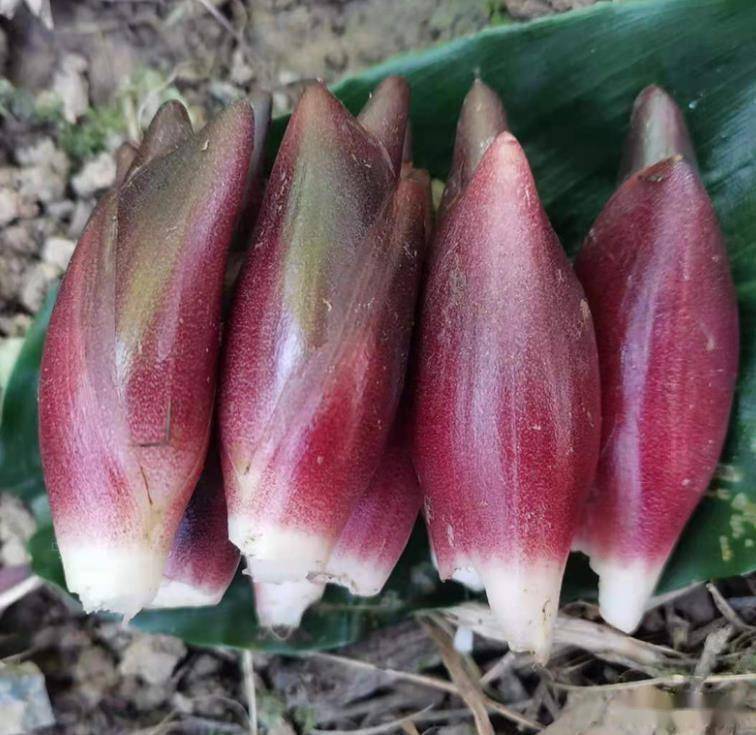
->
[[0, 258, 24, 303], [170, 691, 194, 715], [230, 47, 255, 86], [119, 634, 186, 686], [41, 237, 76, 272], [277, 69, 299, 86], [1, 224, 35, 255], [116, 673, 174, 711], [0, 661, 55, 735], [71, 153, 115, 198], [52, 53, 90, 123], [184, 653, 221, 680], [272, 91, 291, 116], [68, 199, 95, 239], [0, 314, 32, 338], [73, 647, 117, 706], [268, 722, 297, 735], [46, 199, 75, 220], [210, 80, 244, 105], [19, 262, 57, 313], [0, 494, 36, 567], [16, 138, 69, 178], [15, 165, 66, 204], [0, 187, 21, 226]]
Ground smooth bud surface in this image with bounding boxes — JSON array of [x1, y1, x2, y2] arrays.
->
[[39, 101, 255, 617], [150, 445, 240, 608], [438, 79, 508, 220], [575, 137, 738, 631], [618, 85, 697, 182], [319, 427, 422, 596], [253, 578, 326, 629], [412, 84, 600, 661], [220, 82, 429, 586]]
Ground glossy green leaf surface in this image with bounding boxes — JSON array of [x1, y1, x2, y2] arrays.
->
[[0, 287, 57, 502], [3, 0, 755, 650]]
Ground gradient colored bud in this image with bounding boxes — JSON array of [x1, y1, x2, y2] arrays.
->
[[322, 427, 422, 596], [236, 91, 273, 244], [252, 426, 423, 627], [574, 86, 739, 633], [38, 100, 255, 617], [150, 444, 240, 608], [220, 79, 430, 588], [126, 100, 193, 177], [411, 81, 601, 662]]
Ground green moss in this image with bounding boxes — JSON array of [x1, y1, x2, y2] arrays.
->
[[57, 104, 126, 162]]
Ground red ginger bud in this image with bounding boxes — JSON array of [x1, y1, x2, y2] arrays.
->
[[38, 100, 255, 617], [574, 86, 739, 633], [412, 81, 601, 662], [220, 79, 430, 586], [253, 425, 423, 627], [150, 443, 240, 608], [321, 426, 422, 596]]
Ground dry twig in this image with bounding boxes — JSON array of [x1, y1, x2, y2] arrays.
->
[[707, 583, 755, 632], [553, 671, 756, 692], [241, 650, 257, 735], [310, 706, 433, 735], [420, 617, 495, 735]]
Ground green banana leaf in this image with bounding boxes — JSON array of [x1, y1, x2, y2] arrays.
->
[[2, 0, 755, 651]]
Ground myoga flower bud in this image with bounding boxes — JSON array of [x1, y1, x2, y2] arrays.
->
[[220, 78, 430, 585], [252, 426, 423, 627], [38, 100, 256, 618], [321, 427, 422, 596], [574, 86, 739, 633], [411, 81, 601, 662], [150, 444, 240, 608]]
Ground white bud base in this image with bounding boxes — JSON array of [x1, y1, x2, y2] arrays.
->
[[253, 579, 326, 628], [228, 518, 332, 583], [591, 556, 663, 634], [61, 544, 165, 620], [478, 558, 564, 664], [451, 566, 485, 592], [318, 551, 388, 596], [149, 579, 222, 609]]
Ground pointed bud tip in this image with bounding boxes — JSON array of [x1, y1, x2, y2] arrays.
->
[[373, 75, 410, 97], [143, 99, 192, 143], [127, 99, 193, 175], [114, 142, 138, 186], [440, 80, 509, 215], [358, 76, 411, 173], [206, 98, 256, 139], [620, 84, 697, 180], [297, 82, 342, 117]]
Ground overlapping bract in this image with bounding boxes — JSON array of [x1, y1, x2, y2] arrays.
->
[[36, 75, 739, 654], [150, 444, 240, 609], [220, 79, 430, 590], [574, 86, 739, 633], [252, 424, 423, 628], [39, 100, 256, 617], [412, 81, 601, 661]]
